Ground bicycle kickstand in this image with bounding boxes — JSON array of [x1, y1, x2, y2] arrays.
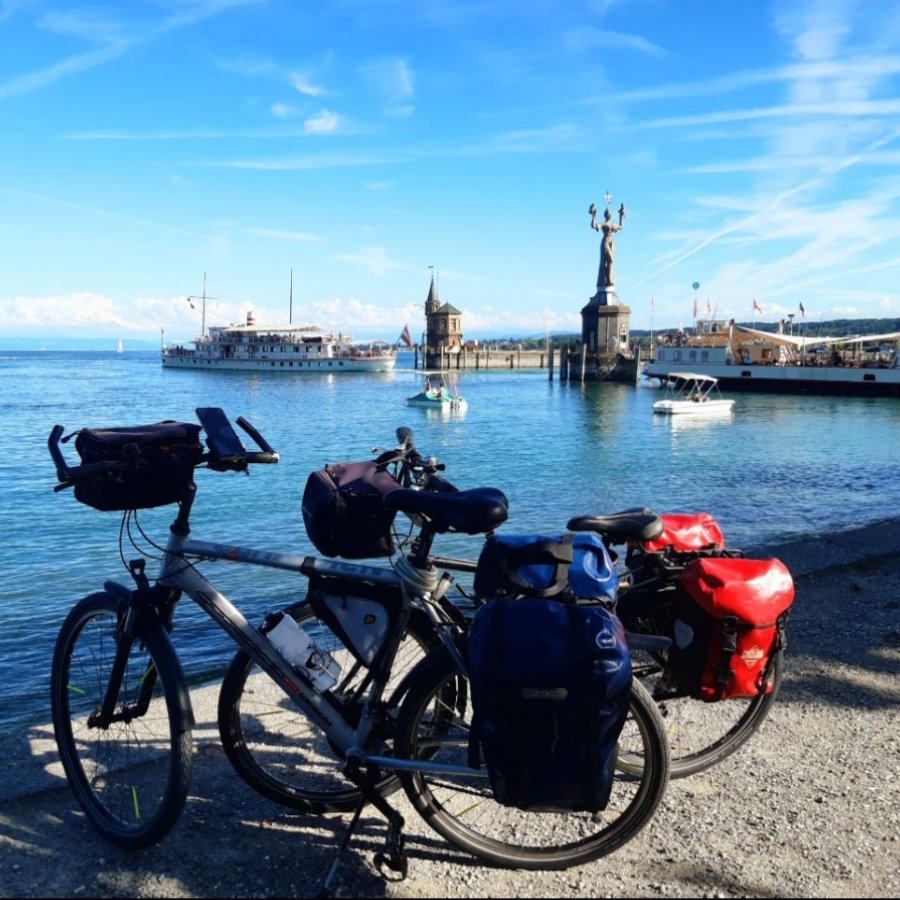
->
[[318, 796, 367, 899], [341, 758, 409, 882]]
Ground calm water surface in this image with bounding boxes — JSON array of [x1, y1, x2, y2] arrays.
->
[[2, 350, 898, 732]]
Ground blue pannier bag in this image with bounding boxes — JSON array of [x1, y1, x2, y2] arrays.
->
[[472, 532, 618, 604], [467, 597, 632, 813]]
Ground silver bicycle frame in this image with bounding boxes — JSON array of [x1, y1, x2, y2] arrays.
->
[[155, 529, 486, 778]]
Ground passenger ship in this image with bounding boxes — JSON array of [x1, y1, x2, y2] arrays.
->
[[161, 311, 397, 373], [644, 319, 900, 398]]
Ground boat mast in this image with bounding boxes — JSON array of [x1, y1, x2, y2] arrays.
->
[[187, 273, 217, 338], [289, 268, 293, 324]]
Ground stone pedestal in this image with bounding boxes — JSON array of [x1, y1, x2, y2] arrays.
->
[[570, 286, 635, 382]]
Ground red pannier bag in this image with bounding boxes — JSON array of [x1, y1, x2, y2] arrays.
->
[[671, 557, 794, 701], [643, 512, 726, 553]]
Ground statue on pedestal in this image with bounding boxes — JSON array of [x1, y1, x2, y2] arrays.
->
[[589, 193, 626, 289]]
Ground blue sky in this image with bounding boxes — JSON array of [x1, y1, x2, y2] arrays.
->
[[2, 0, 900, 345]]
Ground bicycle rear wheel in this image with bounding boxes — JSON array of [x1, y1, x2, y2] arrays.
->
[[622, 648, 784, 779], [393, 647, 670, 870], [50, 593, 192, 848], [217, 603, 435, 813]]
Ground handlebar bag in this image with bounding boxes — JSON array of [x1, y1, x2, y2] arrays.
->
[[467, 598, 632, 812], [669, 557, 795, 701], [71, 421, 203, 511], [301, 461, 401, 559], [473, 532, 618, 603]]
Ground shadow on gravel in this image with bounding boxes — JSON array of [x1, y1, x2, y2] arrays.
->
[[774, 560, 900, 711]]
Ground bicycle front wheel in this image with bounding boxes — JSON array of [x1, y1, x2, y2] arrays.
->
[[217, 603, 436, 813], [50, 593, 192, 848], [394, 648, 670, 870]]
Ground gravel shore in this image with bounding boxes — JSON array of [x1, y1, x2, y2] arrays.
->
[[1, 520, 898, 898]]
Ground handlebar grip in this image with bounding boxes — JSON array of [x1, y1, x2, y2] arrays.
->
[[236, 416, 277, 455], [48, 425, 70, 481], [243, 451, 279, 465]]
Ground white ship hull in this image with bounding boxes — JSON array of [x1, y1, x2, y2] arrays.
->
[[162, 353, 396, 373], [161, 315, 397, 374]]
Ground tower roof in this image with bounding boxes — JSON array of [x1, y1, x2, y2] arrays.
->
[[436, 302, 461, 315]]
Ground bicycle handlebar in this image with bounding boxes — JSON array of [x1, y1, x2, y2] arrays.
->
[[48, 409, 279, 491], [373, 426, 456, 493], [48, 424, 149, 490]]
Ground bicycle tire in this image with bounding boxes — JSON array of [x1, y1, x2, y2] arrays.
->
[[393, 647, 670, 870], [50, 592, 193, 848], [217, 603, 436, 813], [621, 648, 784, 779]]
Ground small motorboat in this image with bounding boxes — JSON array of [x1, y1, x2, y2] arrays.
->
[[652, 372, 735, 416], [407, 372, 467, 409]]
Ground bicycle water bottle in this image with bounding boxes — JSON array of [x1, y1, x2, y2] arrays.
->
[[263, 611, 341, 692]]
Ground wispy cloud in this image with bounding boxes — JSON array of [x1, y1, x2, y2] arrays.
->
[[332, 246, 411, 277], [247, 227, 325, 243], [359, 57, 415, 117], [564, 26, 665, 57], [291, 72, 327, 97], [0, 0, 263, 100], [305, 109, 341, 133]]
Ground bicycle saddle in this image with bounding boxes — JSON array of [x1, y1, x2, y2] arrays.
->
[[567, 510, 664, 545], [383, 487, 509, 534]]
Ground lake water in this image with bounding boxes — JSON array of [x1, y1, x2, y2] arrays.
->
[[2, 350, 899, 732]]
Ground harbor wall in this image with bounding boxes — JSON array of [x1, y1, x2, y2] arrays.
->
[[416, 346, 641, 383]]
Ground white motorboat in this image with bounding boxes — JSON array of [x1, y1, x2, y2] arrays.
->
[[652, 372, 735, 415]]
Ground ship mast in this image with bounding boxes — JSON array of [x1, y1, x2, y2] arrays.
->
[[187, 273, 217, 338]]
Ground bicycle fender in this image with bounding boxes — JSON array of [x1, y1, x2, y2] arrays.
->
[[102, 580, 132, 601], [141, 617, 196, 733]]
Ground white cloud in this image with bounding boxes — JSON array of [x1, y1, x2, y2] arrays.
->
[[270, 102, 296, 119], [290, 72, 326, 96], [305, 108, 340, 133]]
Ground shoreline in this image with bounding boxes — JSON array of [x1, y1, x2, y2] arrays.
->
[[2, 517, 898, 897]]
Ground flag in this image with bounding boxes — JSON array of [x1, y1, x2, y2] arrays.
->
[[799, 302, 806, 317], [753, 299, 762, 314], [398, 324, 413, 349], [187, 298, 195, 310]]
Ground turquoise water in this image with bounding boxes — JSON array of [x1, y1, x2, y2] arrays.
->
[[2, 350, 899, 732]]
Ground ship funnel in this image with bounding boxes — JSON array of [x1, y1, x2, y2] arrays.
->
[[246, 310, 256, 326]]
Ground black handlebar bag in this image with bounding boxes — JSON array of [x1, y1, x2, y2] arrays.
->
[[70, 421, 203, 511], [302, 461, 401, 559]]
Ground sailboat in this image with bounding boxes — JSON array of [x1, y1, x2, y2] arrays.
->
[[117, 338, 124, 354]]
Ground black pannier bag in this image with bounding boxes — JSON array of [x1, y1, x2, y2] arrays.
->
[[70, 421, 204, 511], [467, 598, 633, 813], [302, 461, 401, 559]]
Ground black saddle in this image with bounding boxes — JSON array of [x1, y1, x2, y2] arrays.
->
[[383, 487, 508, 535]]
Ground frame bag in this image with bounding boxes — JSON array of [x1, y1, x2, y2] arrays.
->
[[467, 598, 632, 812], [670, 557, 795, 701], [70, 421, 203, 511], [302, 461, 401, 559]]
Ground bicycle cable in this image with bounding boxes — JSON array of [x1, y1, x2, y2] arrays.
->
[[392, 553, 440, 596]]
